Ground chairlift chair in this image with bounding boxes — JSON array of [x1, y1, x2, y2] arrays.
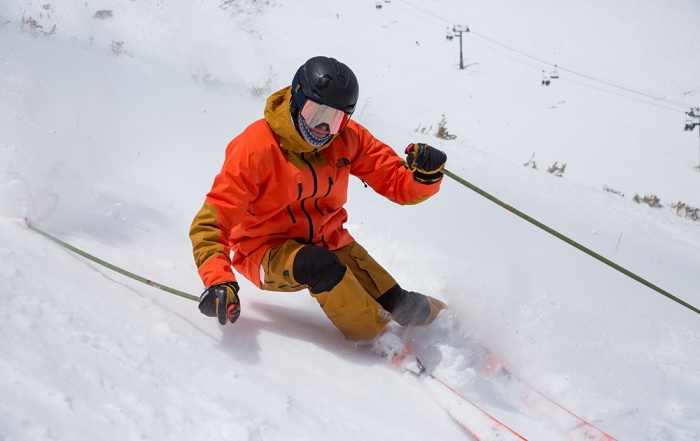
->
[[550, 64, 559, 79], [541, 70, 551, 86], [446, 28, 454, 40], [376, 2, 382, 9], [686, 108, 700, 131]]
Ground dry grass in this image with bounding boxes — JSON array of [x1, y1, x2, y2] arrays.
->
[[523, 153, 538, 169], [93, 10, 113, 19], [633, 194, 662, 208], [603, 185, 624, 197], [671, 201, 700, 221], [547, 161, 567, 177], [21, 13, 56, 36], [414, 123, 433, 134], [110, 40, 133, 57]]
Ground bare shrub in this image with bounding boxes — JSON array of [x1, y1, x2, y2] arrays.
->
[[523, 153, 538, 169], [110, 40, 133, 57], [633, 194, 662, 208], [603, 185, 624, 197], [671, 201, 700, 221], [220, 0, 274, 12], [435, 114, 457, 140], [93, 10, 113, 19], [547, 161, 567, 177], [191, 67, 232, 90], [414, 123, 432, 134], [21, 12, 56, 36]]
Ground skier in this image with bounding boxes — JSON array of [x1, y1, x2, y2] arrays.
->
[[189, 56, 447, 357]]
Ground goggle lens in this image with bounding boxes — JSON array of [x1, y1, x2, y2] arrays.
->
[[300, 100, 351, 135]]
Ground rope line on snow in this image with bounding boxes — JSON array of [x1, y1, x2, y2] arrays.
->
[[441, 168, 700, 316], [24, 170, 700, 318], [24, 218, 199, 302]]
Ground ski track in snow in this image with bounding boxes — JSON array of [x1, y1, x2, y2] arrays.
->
[[1, 0, 700, 440]]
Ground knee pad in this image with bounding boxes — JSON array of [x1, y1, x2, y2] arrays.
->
[[293, 246, 347, 294], [376, 284, 431, 326]]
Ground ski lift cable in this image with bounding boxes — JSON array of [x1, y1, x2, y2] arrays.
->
[[468, 30, 691, 109], [383, 1, 693, 111], [469, 30, 554, 66], [466, 34, 544, 71], [468, 34, 684, 113], [561, 77, 684, 113], [386, 2, 447, 28], [557, 65, 690, 108], [394, 0, 453, 25]]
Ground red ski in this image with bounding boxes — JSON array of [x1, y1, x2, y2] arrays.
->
[[381, 331, 614, 440], [423, 373, 528, 440], [380, 333, 527, 440], [477, 353, 617, 441]]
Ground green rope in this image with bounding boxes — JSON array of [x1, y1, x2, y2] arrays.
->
[[25, 219, 199, 302], [441, 168, 700, 316], [24, 169, 698, 316]]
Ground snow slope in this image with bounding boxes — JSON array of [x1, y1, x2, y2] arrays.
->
[[1, 0, 700, 439]]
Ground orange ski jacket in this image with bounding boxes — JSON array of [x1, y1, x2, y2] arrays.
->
[[190, 86, 442, 288]]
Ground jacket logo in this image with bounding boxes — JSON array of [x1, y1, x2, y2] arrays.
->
[[336, 158, 351, 168]]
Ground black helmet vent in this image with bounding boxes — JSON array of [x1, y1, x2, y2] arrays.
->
[[331, 58, 348, 87]]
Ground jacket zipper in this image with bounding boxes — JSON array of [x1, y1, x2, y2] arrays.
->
[[286, 182, 303, 223], [314, 176, 333, 216], [299, 153, 318, 243]]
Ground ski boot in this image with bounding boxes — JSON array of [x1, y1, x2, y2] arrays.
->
[[371, 328, 426, 375]]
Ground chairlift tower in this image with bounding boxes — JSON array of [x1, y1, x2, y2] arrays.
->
[[685, 107, 700, 171], [452, 25, 469, 69]]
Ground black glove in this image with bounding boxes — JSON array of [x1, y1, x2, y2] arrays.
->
[[405, 143, 447, 184], [199, 282, 241, 325]]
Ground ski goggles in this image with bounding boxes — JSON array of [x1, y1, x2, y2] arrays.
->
[[300, 99, 352, 135]]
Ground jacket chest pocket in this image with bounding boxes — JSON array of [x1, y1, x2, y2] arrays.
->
[[286, 176, 304, 223], [313, 176, 334, 216]]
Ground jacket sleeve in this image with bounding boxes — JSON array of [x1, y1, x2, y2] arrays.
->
[[349, 124, 442, 205], [189, 139, 261, 288]]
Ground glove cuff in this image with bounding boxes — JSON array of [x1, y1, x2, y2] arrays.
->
[[412, 170, 443, 184], [214, 281, 239, 293]]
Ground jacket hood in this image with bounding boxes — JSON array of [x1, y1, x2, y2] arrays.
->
[[264, 86, 338, 154]]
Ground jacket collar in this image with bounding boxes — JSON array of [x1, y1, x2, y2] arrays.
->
[[264, 86, 338, 154]]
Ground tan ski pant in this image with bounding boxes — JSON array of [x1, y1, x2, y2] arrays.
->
[[260, 240, 398, 341]]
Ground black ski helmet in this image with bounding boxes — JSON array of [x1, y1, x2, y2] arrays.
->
[[292, 56, 359, 114]]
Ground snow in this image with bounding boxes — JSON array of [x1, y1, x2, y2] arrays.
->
[[1, 0, 700, 439]]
